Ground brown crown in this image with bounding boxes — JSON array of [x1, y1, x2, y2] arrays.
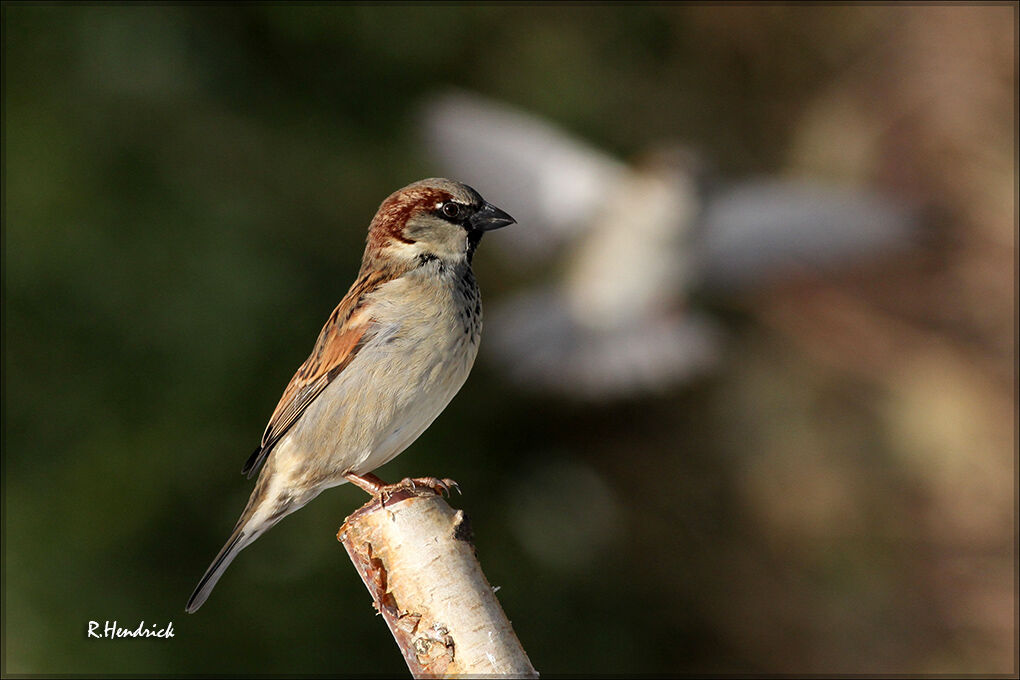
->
[[368, 184, 454, 248]]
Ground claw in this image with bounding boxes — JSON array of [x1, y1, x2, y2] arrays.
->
[[396, 476, 460, 497]]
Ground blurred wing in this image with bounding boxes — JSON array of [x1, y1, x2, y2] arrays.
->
[[693, 179, 918, 293], [484, 287, 721, 401], [418, 89, 627, 260], [241, 270, 392, 478]]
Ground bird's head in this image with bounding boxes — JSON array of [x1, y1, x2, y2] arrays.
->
[[365, 178, 515, 266]]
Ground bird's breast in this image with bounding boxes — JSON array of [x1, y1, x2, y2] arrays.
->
[[279, 266, 483, 482], [373, 264, 482, 352]]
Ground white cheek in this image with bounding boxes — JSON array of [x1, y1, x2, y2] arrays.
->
[[381, 240, 424, 261], [387, 229, 466, 261], [431, 228, 469, 258]]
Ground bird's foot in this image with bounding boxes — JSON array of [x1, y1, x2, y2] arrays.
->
[[394, 476, 461, 498], [344, 472, 460, 506]]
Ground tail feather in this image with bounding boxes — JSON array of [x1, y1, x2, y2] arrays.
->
[[189, 445, 318, 613], [186, 527, 251, 613], [187, 472, 303, 613]]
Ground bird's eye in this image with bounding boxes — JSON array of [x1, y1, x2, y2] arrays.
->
[[441, 202, 462, 219]]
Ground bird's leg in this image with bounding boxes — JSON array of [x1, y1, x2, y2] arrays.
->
[[345, 472, 387, 496], [344, 472, 399, 508]]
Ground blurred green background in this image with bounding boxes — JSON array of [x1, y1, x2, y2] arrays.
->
[[3, 4, 1015, 676]]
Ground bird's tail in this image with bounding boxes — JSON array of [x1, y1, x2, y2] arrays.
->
[[185, 523, 253, 613], [186, 478, 292, 613]]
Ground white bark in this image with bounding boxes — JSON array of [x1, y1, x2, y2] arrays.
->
[[338, 488, 538, 678]]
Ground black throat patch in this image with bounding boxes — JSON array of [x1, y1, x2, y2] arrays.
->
[[465, 230, 483, 263]]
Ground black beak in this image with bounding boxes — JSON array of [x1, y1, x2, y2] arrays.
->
[[469, 201, 515, 231]]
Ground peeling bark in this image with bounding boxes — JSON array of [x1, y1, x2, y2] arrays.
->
[[338, 488, 538, 678]]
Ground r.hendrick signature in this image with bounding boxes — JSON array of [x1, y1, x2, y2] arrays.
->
[[87, 620, 175, 639]]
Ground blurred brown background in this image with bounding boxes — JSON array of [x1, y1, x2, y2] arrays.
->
[[3, 4, 1016, 675]]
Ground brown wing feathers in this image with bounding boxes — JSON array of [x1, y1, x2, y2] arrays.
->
[[241, 267, 401, 478]]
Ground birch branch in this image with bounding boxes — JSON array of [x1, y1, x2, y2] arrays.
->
[[338, 487, 538, 678]]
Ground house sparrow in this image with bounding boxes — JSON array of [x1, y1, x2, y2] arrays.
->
[[419, 90, 916, 399], [186, 178, 514, 613]]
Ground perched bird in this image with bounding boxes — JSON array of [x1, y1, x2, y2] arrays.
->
[[186, 178, 514, 613], [419, 90, 916, 399]]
